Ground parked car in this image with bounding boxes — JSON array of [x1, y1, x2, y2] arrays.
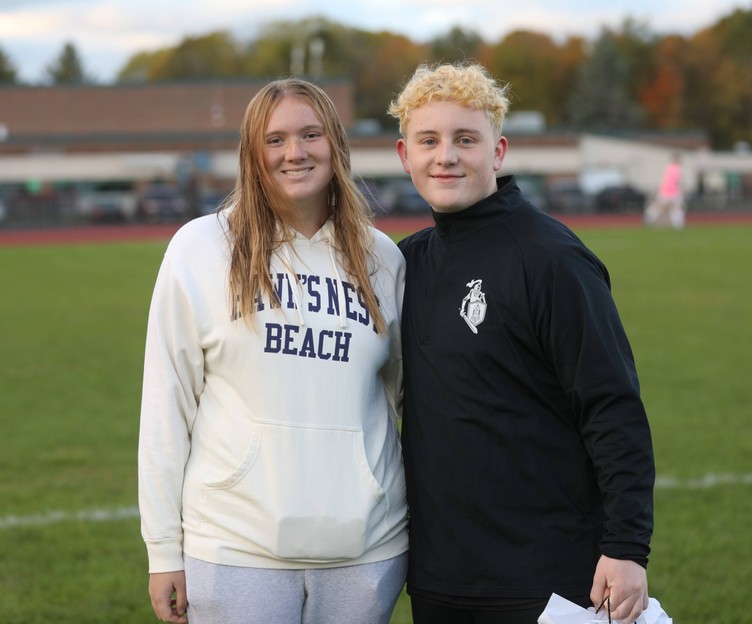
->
[[197, 189, 229, 217], [137, 185, 187, 222], [75, 181, 137, 223], [545, 180, 593, 214], [515, 177, 548, 213], [380, 180, 431, 214], [356, 179, 391, 215], [593, 185, 647, 213], [90, 200, 127, 222]]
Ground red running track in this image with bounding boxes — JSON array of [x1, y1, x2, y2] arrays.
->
[[1, 211, 751, 247]]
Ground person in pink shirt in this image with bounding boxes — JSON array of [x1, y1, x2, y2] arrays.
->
[[645, 154, 685, 229]]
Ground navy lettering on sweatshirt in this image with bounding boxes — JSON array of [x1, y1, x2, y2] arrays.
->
[[234, 273, 379, 359], [264, 324, 352, 361], [243, 272, 375, 328]]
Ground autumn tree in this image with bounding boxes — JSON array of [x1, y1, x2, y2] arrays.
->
[[358, 32, 428, 124], [46, 41, 90, 84], [684, 8, 752, 148], [241, 18, 427, 124], [118, 49, 173, 82], [551, 37, 589, 125], [240, 31, 291, 79], [295, 21, 428, 124], [481, 30, 583, 126], [563, 30, 643, 130], [118, 31, 243, 82], [108, 8, 750, 147], [0, 45, 18, 83], [429, 26, 484, 64], [240, 18, 328, 79], [638, 35, 688, 128], [169, 31, 243, 79], [609, 19, 657, 103]]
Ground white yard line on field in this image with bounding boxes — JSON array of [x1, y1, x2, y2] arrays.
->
[[654, 472, 752, 489], [0, 505, 139, 529], [2, 473, 752, 530]]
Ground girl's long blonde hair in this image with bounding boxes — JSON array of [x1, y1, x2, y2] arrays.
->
[[225, 78, 386, 334]]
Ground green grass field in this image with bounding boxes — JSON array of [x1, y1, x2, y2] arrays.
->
[[1, 224, 750, 623]]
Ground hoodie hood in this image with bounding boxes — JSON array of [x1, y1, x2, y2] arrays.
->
[[274, 219, 348, 329]]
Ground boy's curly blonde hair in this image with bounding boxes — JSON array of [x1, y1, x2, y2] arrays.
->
[[388, 63, 511, 137]]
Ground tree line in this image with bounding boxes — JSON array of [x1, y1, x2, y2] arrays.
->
[[1, 9, 751, 149]]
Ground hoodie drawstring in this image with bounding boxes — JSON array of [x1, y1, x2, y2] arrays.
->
[[327, 236, 347, 329], [275, 226, 347, 330], [279, 245, 306, 327]]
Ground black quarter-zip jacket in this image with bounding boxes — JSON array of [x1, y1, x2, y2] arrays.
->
[[398, 176, 654, 604]]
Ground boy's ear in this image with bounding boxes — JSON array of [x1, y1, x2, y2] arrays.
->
[[396, 138, 411, 174], [494, 136, 509, 173]]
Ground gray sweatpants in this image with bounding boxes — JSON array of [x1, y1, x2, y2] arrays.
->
[[184, 552, 408, 624]]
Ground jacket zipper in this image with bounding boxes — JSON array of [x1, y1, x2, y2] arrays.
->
[[421, 233, 451, 344]]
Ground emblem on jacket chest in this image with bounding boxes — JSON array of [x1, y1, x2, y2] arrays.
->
[[459, 279, 486, 334]]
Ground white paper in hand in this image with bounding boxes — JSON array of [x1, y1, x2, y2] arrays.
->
[[537, 593, 672, 624]]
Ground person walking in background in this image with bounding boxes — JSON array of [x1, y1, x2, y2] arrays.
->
[[139, 78, 408, 624], [388, 62, 655, 624], [645, 153, 685, 229]]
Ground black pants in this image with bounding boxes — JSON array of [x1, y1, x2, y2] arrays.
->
[[411, 595, 591, 624]]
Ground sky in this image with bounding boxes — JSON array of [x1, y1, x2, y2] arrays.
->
[[0, 0, 749, 83]]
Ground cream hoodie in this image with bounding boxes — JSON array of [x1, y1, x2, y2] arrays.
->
[[138, 212, 407, 573]]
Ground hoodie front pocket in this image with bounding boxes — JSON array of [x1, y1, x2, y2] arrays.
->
[[201, 420, 387, 563]]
